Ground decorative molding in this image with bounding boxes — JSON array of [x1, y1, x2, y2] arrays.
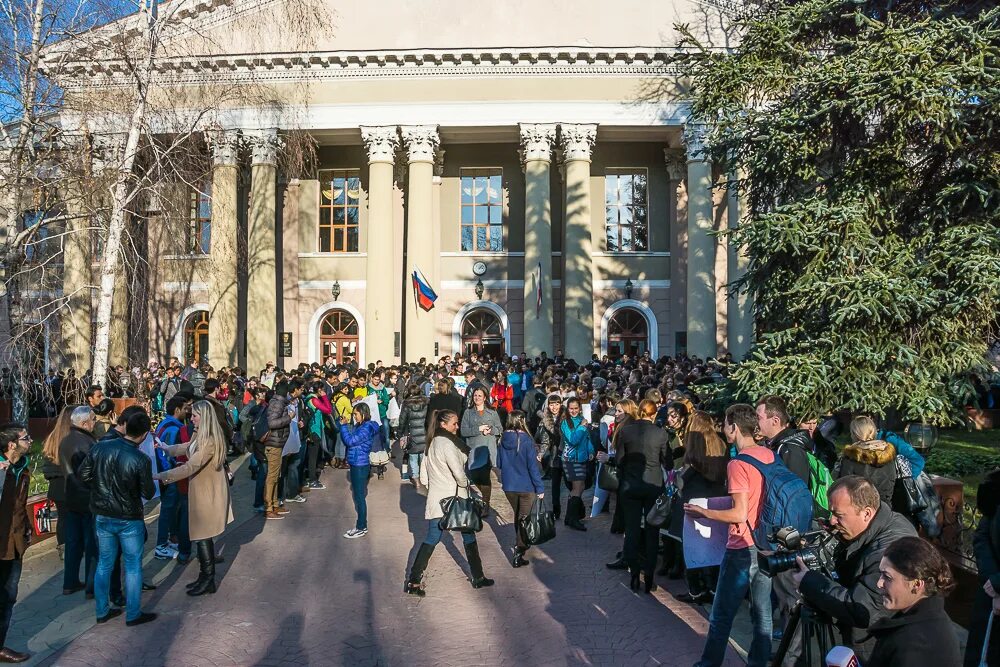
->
[[172, 302, 210, 360], [207, 129, 241, 166], [684, 122, 710, 162], [519, 123, 557, 162], [360, 126, 400, 165], [591, 251, 671, 258], [442, 279, 562, 289], [298, 252, 368, 258], [594, 279, 671, 289], [452, 301, 511, 357], [248, 128, 281, 165], [433, 149, 446, 178], [439, 251, 525, 258], [601, 299, 659, 358], [298, 280, 366, 290], [163, 281, 209, 291], [90, 133, 124, 172], [400, 125, 440, 164], [162, 255, 211, 261], [664, 148, 686, 180], [559, 123, 598, 162]]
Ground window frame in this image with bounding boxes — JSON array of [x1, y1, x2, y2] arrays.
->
[[459, 167, 504, 252], [318, 169, 362, 254], [604, 168, 649, 253], [188, 181, 212, 255]]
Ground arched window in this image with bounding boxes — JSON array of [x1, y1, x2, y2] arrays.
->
[[184, 311, 210, 365], [320, 310, 359, 365], [607, 308, 648, 360], [461, 309, 504, 358]]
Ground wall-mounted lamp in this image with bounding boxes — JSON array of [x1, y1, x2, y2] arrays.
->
[[624, 278, 634, 300], [331, 280, 341, 301], [475, 278, 485, 300]]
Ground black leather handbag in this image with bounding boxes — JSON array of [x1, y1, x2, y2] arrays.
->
[[893, 457, 928, 514], [439, 485, 485, 532], [518, 499, 557, 546], [597, 460, 620, 492], [646, 491, 672, 528]]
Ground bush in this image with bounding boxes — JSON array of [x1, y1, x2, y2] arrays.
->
[[925, 450, 1000, 479]]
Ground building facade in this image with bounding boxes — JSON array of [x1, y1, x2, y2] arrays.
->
[[55, 0, 752, 373]]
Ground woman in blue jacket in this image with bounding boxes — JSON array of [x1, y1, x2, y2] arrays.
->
[[497, 411, 544, 568], [338, 403, 380, 539], [559, 397, 593, 532]]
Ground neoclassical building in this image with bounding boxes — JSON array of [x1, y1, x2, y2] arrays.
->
[[54, 0, 752, 373]]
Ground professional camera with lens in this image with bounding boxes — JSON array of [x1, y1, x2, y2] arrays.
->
[[758, 525, 836, 577]]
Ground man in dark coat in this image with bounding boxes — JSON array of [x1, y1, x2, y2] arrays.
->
[[58, 407, 98, 596], [793, 476, 917, 662], [756, 395, 816, 485], [0, 424, 33, 663]]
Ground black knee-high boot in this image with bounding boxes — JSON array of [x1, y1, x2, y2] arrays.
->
[[406, 543, 435, 596], [464, 541, 494, 589], [187, 539, 217, 596], [566, 497, 587, 531]]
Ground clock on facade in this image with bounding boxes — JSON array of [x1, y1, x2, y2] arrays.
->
[[472, 261, 487, 276]]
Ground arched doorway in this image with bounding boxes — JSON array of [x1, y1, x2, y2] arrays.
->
[[460, 309, 504, 358], [184, 311, 210, 365], [607, 307, 648, 359], [319, 309, 359, 365]]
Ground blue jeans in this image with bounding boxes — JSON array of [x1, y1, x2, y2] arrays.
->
[[349, 465, 370, 530], [696, 546, 772, 667], [406, 453, 423, 480], [423, 518, 476, 546], [254, 457, 268, 508], [62, 510, 97, 592], [94, 516, 145, 622], [156, 484, 179, 547]]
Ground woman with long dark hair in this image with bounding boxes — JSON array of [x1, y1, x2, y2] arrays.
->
[[497, 411, 544, 568], [534, 394, 564, 518], [460, 386, 503, 508], [558, 397, 592, 532], [406, 409, 494, 596]]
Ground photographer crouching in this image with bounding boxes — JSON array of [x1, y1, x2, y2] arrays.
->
[[784, 476, 916, 665]]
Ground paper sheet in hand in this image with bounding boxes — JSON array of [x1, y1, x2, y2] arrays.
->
[[139, 433, 160, 501], [683, 496, 731, 569], [581, 404, 592, 422], [451, 376, 468, 396]]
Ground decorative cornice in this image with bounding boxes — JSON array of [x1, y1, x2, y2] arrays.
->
[[248, 128, 281, 165], [400, 125, 440, 164], [684, 122, 710, 162], [59, 48, 686, 89], [207, 129, 241, 167], [519, 123, 557, 163], [559, 124, 597, 162], [664, 148, 686, 180], [360, 126, 399, 165]]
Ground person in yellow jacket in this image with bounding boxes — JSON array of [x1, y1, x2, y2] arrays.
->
[[332, 383, 354, 469]]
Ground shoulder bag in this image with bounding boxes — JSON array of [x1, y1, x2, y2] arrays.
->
[[646, 486, 675, 528], [892, 455, 927, 514], [597, 459, 620, 492], [439, 485, 486, 532], [518, 498, 556, 546]]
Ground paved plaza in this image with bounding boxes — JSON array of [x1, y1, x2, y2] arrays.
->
[[12, 456, 745, 667]]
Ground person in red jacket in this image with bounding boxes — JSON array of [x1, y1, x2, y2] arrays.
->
[[490, 372, 514, 422]]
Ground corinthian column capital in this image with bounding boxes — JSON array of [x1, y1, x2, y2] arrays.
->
[[664, 148, 686, 180], [361, 126, 400, 165], [207, 129, 241, 167], [400, 125, 440, 164], [248, 129, 282, 166], [683, 122, 710, 163], [90, 132, 125, 171], [519, 123, 557, 162], [558, 124, 597, 162]]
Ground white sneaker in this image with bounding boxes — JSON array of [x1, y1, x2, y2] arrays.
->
[[288, 495, 307, 503], [154, 545, 178, 560], [343, 528, 368, 539], [167, 540, 179, 551]]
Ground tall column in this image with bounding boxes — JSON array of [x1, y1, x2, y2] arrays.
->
[[520, 124, 556, 357], [685, 123, 717, 360], [559, 123, 597, 363], [61, 174, 92, 373], [246, 129, 280, 374], [401, 126, 439, 362], [207, 129, 241, 369], [665, 149, 687, 355], [727, 167, 753, 359], [361, 126, 399, 365]]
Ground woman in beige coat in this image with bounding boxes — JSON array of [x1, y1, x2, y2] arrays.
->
[[155, 401, 234, 596], [405, 409, 494, 597]]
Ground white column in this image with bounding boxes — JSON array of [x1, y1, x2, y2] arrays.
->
[[520, 123, 557, 357], [401, 125, 440, 362], [246, 129, 280, 374], [207, 129, 241, 369], [684, 123, 717, 360], [727, 167, 753, 359], [559, 123, 597, 363], [360, 126, 400, 364]]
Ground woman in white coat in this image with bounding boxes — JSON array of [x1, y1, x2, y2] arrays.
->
[[405, 409, 495, 597]]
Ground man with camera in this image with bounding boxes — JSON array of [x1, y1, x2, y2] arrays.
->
[[789, 475, 916, 662]]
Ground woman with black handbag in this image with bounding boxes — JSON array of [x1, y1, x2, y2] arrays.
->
[[534, 395, 564, 518], [406, 409, 494, 596], [497, 411, 545, 568], [612, 399, 669, 593]]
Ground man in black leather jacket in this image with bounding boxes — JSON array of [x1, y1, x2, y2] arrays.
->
[[79, 410, 157, 627], [755, 395, 815, 485]]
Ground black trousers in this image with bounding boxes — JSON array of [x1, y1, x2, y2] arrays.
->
[[305, 438, 321, 484], [0, 558, 22, 647], [549, 466, 563, 514], [621, 480, 662, 576]]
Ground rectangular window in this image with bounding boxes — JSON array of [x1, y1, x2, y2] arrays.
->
[[460, 168, 503, 252], [319, 169, 361, 253], [605, 169, 648, 252], [188, 182, 211, 254]]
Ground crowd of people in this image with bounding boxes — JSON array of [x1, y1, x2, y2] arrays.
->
[[0, 348, 974, 665]]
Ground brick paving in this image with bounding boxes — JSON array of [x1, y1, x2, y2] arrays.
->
[[12, 456, 745, 667]]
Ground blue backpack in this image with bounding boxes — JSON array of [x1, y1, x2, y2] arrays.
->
[[735, 453, 813, 550]]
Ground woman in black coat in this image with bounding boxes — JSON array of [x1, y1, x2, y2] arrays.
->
[[426, 379, 463, 432], [869, 536, 960, 667], [397, 385, 430, 486], [612, 399, 669, 593]]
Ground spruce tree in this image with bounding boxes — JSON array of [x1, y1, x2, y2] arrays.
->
[[678, 0, 1000, 423]]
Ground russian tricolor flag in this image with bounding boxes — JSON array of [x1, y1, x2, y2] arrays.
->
[[412, 268, 438, 311]]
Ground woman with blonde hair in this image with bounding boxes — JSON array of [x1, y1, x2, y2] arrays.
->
[[154, 400, 234, 596], [835, 416, 897, 504], [42, 405, 76, 564]]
